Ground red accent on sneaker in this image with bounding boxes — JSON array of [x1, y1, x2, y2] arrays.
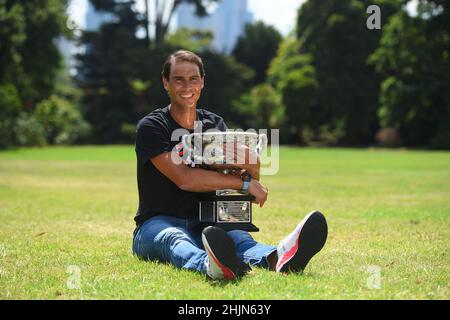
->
[[276, 238, 299, 272], [205, 247, 236, 280]]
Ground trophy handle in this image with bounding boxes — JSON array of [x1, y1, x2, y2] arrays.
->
[[256, 133, 267, 155], [181, 133, 197, 167], [181, 134, 193, 154]]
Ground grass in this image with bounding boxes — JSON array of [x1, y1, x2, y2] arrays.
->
[[0, 145, 449, 299]]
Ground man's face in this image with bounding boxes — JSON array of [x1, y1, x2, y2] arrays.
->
[[163, 60, 204, 109]]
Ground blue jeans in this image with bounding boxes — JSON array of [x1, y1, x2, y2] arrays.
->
[[132, 215, 277, 274]]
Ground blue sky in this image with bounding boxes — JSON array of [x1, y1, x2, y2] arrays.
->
[[248, 0, 306, 35], [68, 0, 306, 36], [68, 0, 418, 36]]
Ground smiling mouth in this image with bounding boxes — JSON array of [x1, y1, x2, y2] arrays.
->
[[180, 93, 195, 99]]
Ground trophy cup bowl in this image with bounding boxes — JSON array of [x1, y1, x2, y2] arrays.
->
[[182, 131, 267, 232]]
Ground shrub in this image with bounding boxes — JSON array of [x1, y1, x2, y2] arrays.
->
[[34, 95, 91, 145], [375, 127, 402, 148], [14, 113, 47, 147], [0, 84, 22, 149], [430, 131, 450, 150]]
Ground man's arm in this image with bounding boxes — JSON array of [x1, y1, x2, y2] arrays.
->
[[150, 151, 268, 207], [212, 142, 260, 180]]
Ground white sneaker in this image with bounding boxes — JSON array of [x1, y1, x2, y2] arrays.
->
[[276, 211, 328, 273], [202, 226, 251, 280]]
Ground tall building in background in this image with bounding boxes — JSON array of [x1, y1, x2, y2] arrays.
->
[[176, 0, 253, 53]]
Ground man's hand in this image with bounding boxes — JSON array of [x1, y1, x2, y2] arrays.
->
[[248, 179, 268, 208], [223, 142, 260, 180], [150, 151, 243, 192], [150, 151, 268, 206]]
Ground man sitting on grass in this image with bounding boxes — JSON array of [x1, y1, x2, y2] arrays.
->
[[132, 50, 328, 280]]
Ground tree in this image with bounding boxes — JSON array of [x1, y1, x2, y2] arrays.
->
[[91, 0, 219, 47], [0, 0, 70, 107], [77, 1, 253, 142], [0, 0, 25, 89], [197, 51, 254, 128], [165, 27, 213, 52], [268, 35, 327, 144], [291, 0, 400, 145], [0, 0, 75, 148], [150, 0, 219, 47], [77, 2, 158, 143], [33, 70, 91, 145], [232, 84, 284, 130], [232, 21, 282, 85], [370, 0, 450, 148]]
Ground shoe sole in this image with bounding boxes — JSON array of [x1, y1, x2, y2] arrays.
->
[[277, 211, 328, 273], [202, 226, 247, 280]]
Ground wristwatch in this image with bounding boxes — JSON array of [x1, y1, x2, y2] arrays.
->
[[241, 172, 252, 191]]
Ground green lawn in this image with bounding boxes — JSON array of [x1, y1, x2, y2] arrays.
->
[[0, 146, 449, 299]]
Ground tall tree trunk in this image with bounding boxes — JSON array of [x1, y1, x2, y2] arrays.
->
[[144, 0, 150, 46], [154, 0, 163, 47], [151, 0, 213, 48], [154, 0, 181, 48]]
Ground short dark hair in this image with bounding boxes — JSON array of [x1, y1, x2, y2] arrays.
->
[[162, 50, 205, 80]]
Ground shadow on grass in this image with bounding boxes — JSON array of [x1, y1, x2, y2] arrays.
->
[[135, 254, 318, 288], [204, 268, 318, 287]]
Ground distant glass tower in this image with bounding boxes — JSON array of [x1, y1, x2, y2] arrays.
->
[[176, 0, 253, 53]]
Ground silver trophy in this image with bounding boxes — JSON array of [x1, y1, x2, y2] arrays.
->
[[182, 131, 267, 232]]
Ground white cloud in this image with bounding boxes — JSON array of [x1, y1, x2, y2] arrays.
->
[[68, 0, 88, 29], [248, 0, 306, 35], [406, 0, 418, 17]]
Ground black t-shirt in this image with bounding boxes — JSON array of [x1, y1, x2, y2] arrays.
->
[[134, 106, 228, 226]]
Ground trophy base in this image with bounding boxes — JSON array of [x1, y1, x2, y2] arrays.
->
[[198, 193, 260, 232], [211, 222, 259, 232]]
